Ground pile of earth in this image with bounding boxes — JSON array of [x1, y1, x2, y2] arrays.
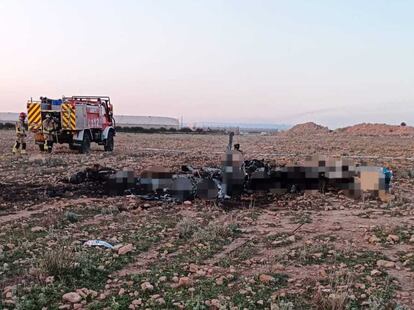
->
[[286, 122, 330, 135], [337, 123, 414, 136]]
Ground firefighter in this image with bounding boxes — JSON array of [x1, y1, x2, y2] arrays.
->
[[12, 112, 27, 155], [42, 113, 56, 152]]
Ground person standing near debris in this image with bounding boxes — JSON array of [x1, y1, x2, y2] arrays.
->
[[42, 114, 56, 152], [12, 112, 28, 155]]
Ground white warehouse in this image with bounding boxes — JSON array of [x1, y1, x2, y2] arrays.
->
[[113, 115, 180, 129]]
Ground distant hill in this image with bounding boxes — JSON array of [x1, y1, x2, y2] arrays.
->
[[286, 122, 330, 135], [336, 123, 414, 136]]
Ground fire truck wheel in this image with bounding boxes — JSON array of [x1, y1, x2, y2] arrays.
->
[[69, 143, 78, 151], [79, 133, 91, 154], [104, 131, 114, 152]]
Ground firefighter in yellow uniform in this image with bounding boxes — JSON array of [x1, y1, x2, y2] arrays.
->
[[12, 112, 27, 155], [42, 114, 56, 153]]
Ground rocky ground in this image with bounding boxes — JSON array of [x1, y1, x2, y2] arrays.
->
[[1, 129, 414, 310]]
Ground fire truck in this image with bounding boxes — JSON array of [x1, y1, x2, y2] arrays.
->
[[27, 96, 115, 153]]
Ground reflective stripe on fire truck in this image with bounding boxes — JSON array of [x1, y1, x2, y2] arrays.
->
[[27, 103, 41, 131], [61, 103, 76, 130]]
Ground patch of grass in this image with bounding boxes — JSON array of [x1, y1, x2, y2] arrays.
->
[[289, 212, 312, 224], [176, 217, 199, 239], [398, 251, 414, 271], [39, 245, 77, 278], [14, 284, 64, 310], [312, 272, 354, 310], [287, 243, 335, 265], [0, 247, 29, 282], [364, 278, 399, 310], [266, 233, 298, 247], [286, 244, 385, 268], [217, 240, 259, 267], [64, 211, 80, 223], [7, 214, 180, 309], [372, 225, 412, 244], [231, 273, 289, 308], [245, 208, 261, 221], [122, 270, 288, 309], [193, 221, 241, 243], [313, 234, 337, 242]]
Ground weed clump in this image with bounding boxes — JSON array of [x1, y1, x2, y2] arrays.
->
[[40, 246, 77, 278], [193, 222, 240, 243], [64, 211, 80, 223], [177, 217, 199, 239], [312, 273, 354, 310]]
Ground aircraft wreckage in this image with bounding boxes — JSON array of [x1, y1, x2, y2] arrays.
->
[[68, 133, 392, 202]]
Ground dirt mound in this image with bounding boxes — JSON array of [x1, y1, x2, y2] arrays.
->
[[287, 122, 330, 135], [338, 123, 414, 136]]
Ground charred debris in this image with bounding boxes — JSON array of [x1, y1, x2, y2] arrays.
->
[[67, 133, 392, 203]]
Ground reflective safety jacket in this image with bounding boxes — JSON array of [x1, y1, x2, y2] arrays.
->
[[42, 118, 56, 134], [15, 121, 26, 137]]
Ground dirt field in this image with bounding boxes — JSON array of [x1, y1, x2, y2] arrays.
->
[[1, 129, 414, 309]]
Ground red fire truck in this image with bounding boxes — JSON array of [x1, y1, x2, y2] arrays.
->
[[27, 96, 115, 153]]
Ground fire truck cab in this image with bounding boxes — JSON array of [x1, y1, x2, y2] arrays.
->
[[27, 96, 115, 153]]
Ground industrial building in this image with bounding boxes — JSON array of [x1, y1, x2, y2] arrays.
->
[[115, 115, 179, 129], [1, 113, 180, 130]]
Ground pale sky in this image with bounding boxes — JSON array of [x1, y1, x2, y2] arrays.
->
[[1, 0, 413, 128]]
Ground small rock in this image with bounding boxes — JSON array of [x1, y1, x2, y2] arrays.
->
[[313, 253, 323, 259], [113, 244, 124, 251], [45, 276, 55, 284], [259, 274, 274, 284], [141, 282, 154, 291], [370, 269, 381, 276], [368, 235, 381, 243], [159, 276, 167, 282], [387, 234, 400, 243], [376, 260, 395, 268], [31, 226, 46, 233], [62, 292, 82, 303], [118, 244, 133, 255], [132, 299, 142, 306], [211, 299, 220, 307], [189, 263, 198, 273], [319, 268, 327, 278], [178, 277, 193, 287], [183, 200, 192, 206], [5, 243, 15, 250], [355, 283, 366, 289], [215, 276, 224, 285], [156, 297, 166, 305], [196, 269, 206, 277], [286, 235, 296, 243]]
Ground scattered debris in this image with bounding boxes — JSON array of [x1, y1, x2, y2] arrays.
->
[[83, 240, 114, 249]]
